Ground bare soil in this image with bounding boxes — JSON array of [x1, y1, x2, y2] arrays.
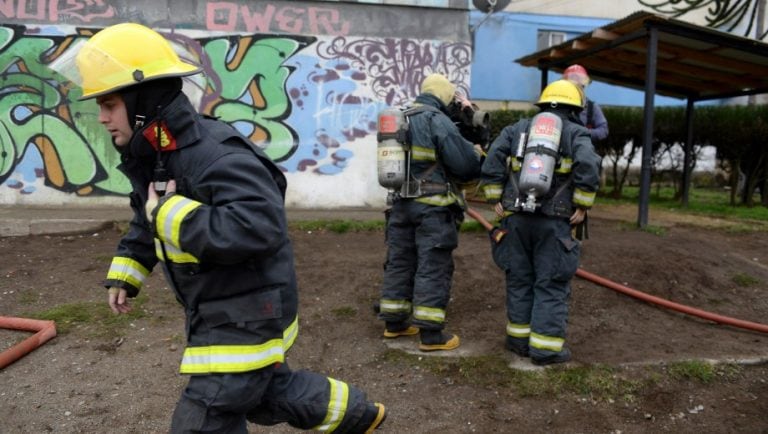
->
[[1, 204, 767, 433]]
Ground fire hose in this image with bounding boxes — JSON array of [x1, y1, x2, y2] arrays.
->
[[465, 207, 768, 334], [0, 316, 57, 369]]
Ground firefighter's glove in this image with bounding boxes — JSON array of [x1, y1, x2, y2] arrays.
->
[[145, 179, 177, 224], [108, 287, 131, 315]]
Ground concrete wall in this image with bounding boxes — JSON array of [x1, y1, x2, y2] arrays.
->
[[0, 0, 471, 208]]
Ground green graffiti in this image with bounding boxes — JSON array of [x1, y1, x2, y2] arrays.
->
[[203, 37, 302, 161], [0, 28, 308, 197], [0, 29, 130, 195]]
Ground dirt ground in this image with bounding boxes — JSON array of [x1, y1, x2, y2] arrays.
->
[[1, 204, 767, 433]]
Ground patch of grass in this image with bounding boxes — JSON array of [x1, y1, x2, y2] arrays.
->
[[601, 186, 768, 224], [27, 294, 148, 338], [379, 350, 643, 402], [459, 220, 487, 233], [18, 290, 39, 304], [731, 272, 760, 287], [667, 360, 717, 383], [616, 221, 666, 236], [331, 306, 357, 318], [290, 220, 385, 233], [640, 225, 666, 236]]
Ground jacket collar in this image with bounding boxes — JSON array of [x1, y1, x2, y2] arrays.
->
[[414, 93, 447, 112], [126, 93, 202, 159]]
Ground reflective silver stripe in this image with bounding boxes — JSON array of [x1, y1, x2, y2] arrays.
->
[[155, 238, 199, 263], [411, 145, 436, 161], [157, 195, 201, 249], [106, 256, 149, 289], [415, 193, 455, 206], [379, 299, 412, 313], [314, 378, 349, 432], [179, 317, 299, 374], [180, 344, 284, 374], [555, 158, 572, 174], [413, 306, 445, 323], [573, 188, 596, 207], [283, 317, 299, 350], [483, 184, 503, 200], [530, 332, 565, 352], [506, 322, 531, 338]]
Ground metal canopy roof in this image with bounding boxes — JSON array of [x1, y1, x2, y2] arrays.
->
[[516, 11, 768, 101]]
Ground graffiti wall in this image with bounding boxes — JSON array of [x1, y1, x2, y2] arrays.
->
[[0, 0, 471, 208]]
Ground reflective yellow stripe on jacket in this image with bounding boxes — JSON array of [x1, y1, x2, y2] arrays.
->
[[179, 316, 299, 374], [313, 377, 350, 432], [573, 187, 596, 208], [107, 256, 149, 289], [156, 195, 202, 250], [155, 195, 201, 263]]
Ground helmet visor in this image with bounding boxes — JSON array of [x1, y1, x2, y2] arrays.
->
[[48, 37, 201, 100]]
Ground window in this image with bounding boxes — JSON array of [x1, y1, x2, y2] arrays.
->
[[537, 31, 566, 50]]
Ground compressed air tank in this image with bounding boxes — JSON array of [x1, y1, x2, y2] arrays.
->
[[376, 107, 408, 191], [518, 112, 562, 212]]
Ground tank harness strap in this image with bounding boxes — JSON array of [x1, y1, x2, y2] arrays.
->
[[402, 105, 450, 197]]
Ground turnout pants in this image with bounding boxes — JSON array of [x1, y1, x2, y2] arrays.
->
[[498, 213, 580, 359], [379, 200, 459, 331], [171, 361, 370, 433]]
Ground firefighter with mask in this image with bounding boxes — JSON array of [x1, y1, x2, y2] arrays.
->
[[50, 23, 385, 433], [377, 73, 482, 351], [481, 79, 600, 365]]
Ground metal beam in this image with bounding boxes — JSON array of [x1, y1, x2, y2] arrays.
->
[[681, 98, 695, 207], [638, 26, 659, 229]]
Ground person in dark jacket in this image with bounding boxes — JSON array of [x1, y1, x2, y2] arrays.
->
[[378, 73, 482, 351], [52, 23, 385, 433], [481, 79, 601, 365], [563, 64, 609, 143]]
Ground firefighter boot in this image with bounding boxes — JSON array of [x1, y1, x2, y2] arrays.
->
[[418, 330, 460, 351], [383, 321, 419, 338], [531, 348, 572, 366], [350, 402, 386, 433]]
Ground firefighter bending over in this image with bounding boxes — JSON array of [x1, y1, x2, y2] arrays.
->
[[481, 79, 601, 365], [376, 73, 482, 351]]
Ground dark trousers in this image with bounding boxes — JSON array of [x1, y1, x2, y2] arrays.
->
[[499, 213, 580, 359], [379, 200, 459, 330], [170, 361, 368, 433]]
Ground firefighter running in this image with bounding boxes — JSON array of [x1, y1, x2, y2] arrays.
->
[[481, 79, 601, 365], [50, 23, 385, 433]]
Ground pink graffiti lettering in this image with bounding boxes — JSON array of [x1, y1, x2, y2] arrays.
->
[[274, 6, 303, 34], [50, 0, 115, 22], [0, 0, 115, 22], [240, 3, 274, 33], [206, 1, 349, 36], [308, 7, 349, 36]]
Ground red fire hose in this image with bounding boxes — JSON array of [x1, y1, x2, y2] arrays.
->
[[0, 316, 57, 369], [465, 207, 768, 334]]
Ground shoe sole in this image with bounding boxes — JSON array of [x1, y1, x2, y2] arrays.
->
[[418, 335, 460, 351], [383, 326, 419, 338], [365, 403, 386, 433]]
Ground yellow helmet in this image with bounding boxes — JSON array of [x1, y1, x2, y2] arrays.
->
[[66, 23, 201, 100], [536, 79, 584, 110]]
